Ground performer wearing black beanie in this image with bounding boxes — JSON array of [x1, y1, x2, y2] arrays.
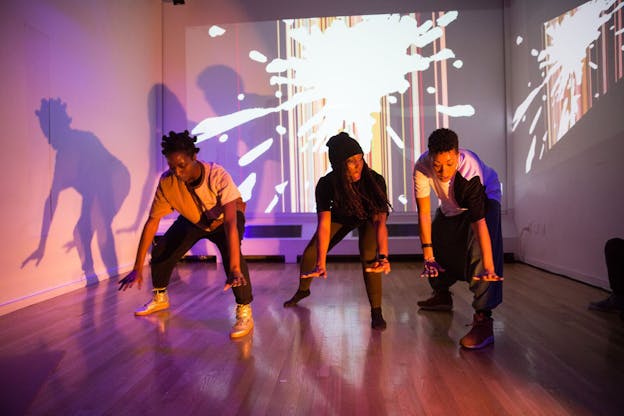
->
[[283, 132, 392, 330], [327, 132, 364, 168]]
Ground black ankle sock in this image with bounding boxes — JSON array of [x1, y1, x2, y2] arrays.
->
[[294, 289, 310, 298], [371, 307, 386, 330], [283, 289, 310, 307]]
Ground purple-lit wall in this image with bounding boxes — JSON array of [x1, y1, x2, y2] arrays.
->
[[7, 0, 619, 315], [161, 1, 507, 215], [158, 0, 510, 264], [0, 0, 162, 314], [1, 0, 510, 315], [506, 0, 624, 288]]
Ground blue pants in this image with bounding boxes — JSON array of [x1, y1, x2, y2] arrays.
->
[[429, 199, 503, 311], [150, 212, 252, 305]]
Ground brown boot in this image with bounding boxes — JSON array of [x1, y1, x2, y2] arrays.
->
[[417, 290, 452, 311], [460, 312, 494, 349]]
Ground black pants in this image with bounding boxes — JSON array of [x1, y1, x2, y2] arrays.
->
[[605, 238, 624, 295], [429, 199, 503, 311], [295, 219, 383, 309], [150, 212, 252, 305]]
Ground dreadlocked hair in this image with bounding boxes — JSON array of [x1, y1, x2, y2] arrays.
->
[[332, 160, 392, 220], [161, 130, 200, 157]]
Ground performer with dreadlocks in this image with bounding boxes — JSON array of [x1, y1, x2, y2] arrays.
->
[[283, 132, 392, 330], [118, 130, 254, 339]]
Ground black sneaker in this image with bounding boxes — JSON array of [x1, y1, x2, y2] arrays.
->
[[283, 289, 310, 307], [371, 307, 387, 331], [588, 294, 624, 312], [417, 291, 453, 311]]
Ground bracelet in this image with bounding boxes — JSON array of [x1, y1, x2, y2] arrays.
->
[[378, 254, 388, 260], [421, 243, 433, 248]]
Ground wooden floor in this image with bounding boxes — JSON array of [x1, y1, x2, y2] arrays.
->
[[1, 261, 623, 416]]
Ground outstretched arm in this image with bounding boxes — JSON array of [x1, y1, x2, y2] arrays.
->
[[416, 197, 433, 260], [22, 186, 60, 267], [222, 199, 247, 291], [416, 196, 445, 278], [365, 212, 391, 274], [118, 216, 161, 291], [471, 219, 503, 281], [301, 211, 331, 278]]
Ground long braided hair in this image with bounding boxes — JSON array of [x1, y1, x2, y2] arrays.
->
[[331, 159, 392, 220]]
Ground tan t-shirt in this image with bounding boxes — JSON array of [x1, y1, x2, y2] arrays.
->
[[149, 161, 242, 231]]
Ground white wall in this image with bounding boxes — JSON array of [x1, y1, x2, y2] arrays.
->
[[505, 0, 624, 288], [0, 0, 162, 315], [16, 0, 612, 315], [159, 0, 511, 258]]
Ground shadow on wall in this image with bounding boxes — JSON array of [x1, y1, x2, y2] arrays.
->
[[118, 84, 190, 234], [116, 84, 214, 259], [21, 98, 130, 284], [196, 64, 285, 215]]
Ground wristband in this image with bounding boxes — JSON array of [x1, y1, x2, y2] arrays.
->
[[421, 243, 433, 248], [378, 254, 388, 260]]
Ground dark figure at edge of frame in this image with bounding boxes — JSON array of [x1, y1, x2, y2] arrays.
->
[[413, 128, 504, 349], [283, 132, 392, 331], [588, 237, 624, 320], [118, 130, 253, 339]]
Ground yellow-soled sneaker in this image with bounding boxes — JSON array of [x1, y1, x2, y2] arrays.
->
[[135, 289, 170, 316], [230, 304, 254, 339]]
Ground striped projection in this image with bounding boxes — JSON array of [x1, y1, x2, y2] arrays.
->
[[189, 11, 474, 213], [512, 0, 624, 173]]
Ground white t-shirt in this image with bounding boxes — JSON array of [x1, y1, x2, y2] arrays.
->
[[413, 149, 501, 218]]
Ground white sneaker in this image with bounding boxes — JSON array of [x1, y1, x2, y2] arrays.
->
[[135, 289, 170, 316], [230, 304, 254, 338]]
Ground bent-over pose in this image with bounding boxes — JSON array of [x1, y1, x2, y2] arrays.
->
[[284, 132, 392, 330], [119, 130, 253, 339], [414, 128, 503, 349]]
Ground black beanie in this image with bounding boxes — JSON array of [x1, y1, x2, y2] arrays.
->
[[326, 132, 363, 168]]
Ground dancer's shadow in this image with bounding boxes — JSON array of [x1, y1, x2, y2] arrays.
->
[[116, 84, 214, 264], [118, 84, 190, 234], [22, 98, 130, 284], [196, 64, 285, 214]]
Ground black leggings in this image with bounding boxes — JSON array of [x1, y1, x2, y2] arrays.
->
[[295, 220, 383, 309], [150, 212, 252, 305]]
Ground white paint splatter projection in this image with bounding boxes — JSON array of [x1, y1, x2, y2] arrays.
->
[[191, 11, 475, 212], [511, 0, 623, 173], [209, 25, 225, 37]]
